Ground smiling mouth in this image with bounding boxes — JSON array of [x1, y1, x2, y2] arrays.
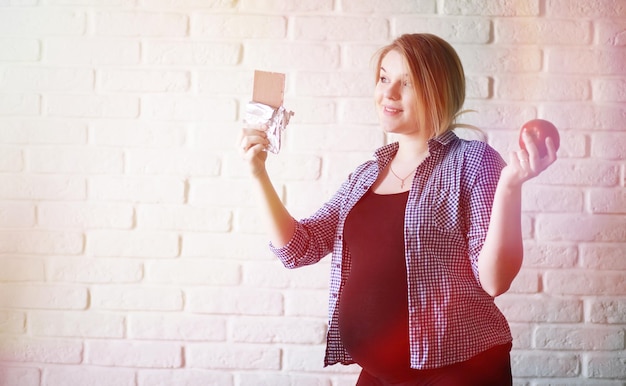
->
[[383, 106, 403, 113]]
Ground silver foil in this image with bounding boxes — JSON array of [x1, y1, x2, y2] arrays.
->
[[244, 102, 294, 154]]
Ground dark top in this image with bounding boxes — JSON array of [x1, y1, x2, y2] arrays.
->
[[339, 189, 415, 381]]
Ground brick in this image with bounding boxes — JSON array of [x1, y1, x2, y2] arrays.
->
[[45, 38, 140, 65], [341, 43, 381, 70], [294, 16, 388, 41], [284, 289, 328, 318], [141, 96, 236, 122], [38, 202, 133, 229], [282, 345, 330, 372], [497, 75, 591, 101], [548, 48, 626, 75], [98, 69, 190, 93], [0, 175, 85, 200], [462, 101, 536, 130], [535, 214, 626, 242], [29, 311, 125, 338], [137, 204, 231, 232], [46, 0, 135, 4], [0, 38, 40, 61], [0, 147, 24, 172], [458, 46, 542, 73], [140, 0, 237, 8], [522, 185, 584, 213], [188, 123, 241, 152], [522, 242, 578, 268], [496, 19, 592, 45], [91, 121, 186, 147], [0, 201, 35, 227], [0, 230, 84, 255], [338, 98, 378, 124], [395, 17, 491, 43], [0, 67, 94, 93], [0, 310, 25, 334], [45, 94, 139, 118], [138, 369, 233, 386], [144, 259, 240, 285], [191, 14, 287, 39], [509, 323, 532, 349], [197, 69, 253, 96], [127, 149, 221, 176], [544, 270, 626, 296], [536, 326, 624, 350], [596, 20, 626, 46], [0, 367, 39, 386], [186, 343, 281, 370], [445, 0, 539, 16], [0, 119, 87, 144], [143, 41, 241, 66], [48, 257, 143, 283], [0, 337, 83, 364], [0, 10, 85, 36], [531, 160, 620, 187], [128, 313, 227, 341], [342, 0, 434, 13], [547, 0, 626, 18], [295, 71, 372, 97], [593, 78, 626, 102], [588, 187, 626, 214], [181, 232, 274, 259], [511, 352, 580, 377], [88, 176, 185, 204], [29, 146, 124, 174], [0, 284, 87, 309], [591, 133, 626, 160], [186, 287, 283, 316], [280, 98, 337, 125], [231, 316, 326, 344], [495, 295, 583, 323], [0, 257, 43, 281], [90, 285, 183, 311], [45, 366, 135, 386], [580, 244, 626, 270], [264, 154, 322, 181], [94, 11, 188, 37], [465, 75, 491, 99], [508, 269, 540, 294], [87, 230, 180, 258], [86, 340, 182, 368], [240, 0, 331, 12], [0, 94, 40, 116], [244, 42, 340, 70], [237, 373, 331, 386], [588, 298, 626, 324], [188, 178, 255, 208], [585, 353, 626, 379], [289, 125, 384, 153]]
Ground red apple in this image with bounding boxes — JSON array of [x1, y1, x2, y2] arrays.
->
[[519, 119, 560, 158]]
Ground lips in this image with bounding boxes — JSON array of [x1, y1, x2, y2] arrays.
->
[[383, 106, 403, 114]]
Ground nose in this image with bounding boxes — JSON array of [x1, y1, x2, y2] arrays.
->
[[384, 81, 401, 100]]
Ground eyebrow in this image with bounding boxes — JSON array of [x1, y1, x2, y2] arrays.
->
[[380, 66, 409, 78]]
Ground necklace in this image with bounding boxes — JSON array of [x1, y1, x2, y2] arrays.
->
[[389, 164, 417, 189]]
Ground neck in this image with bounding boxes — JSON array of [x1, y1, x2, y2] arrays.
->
[[394, 136, 430, 164]]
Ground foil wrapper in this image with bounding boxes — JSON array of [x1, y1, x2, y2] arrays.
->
[[244, 101, 294, 154]]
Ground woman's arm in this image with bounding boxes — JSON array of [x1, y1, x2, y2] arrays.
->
[[478, 133, 558, 297], [240, 125, 295, 248]]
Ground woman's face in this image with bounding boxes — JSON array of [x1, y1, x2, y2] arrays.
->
[[374, 49, 420, 135]]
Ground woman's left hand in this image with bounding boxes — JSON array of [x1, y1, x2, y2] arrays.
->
[[500, 132, 558, 187]]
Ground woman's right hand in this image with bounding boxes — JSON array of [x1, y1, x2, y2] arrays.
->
[[238, 124, 270, 177]]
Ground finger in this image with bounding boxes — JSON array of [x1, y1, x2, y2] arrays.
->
[[544, 137, 558, 164]]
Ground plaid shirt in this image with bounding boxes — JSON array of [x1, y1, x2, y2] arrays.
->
[[270, 131, 513, 369]]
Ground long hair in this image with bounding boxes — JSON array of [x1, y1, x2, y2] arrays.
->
[[374, 34, 474, 138]]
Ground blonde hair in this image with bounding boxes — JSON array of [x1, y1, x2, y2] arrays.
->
[[374, 33, 476, 138]]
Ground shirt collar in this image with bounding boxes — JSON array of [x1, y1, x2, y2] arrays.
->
[[374, 130, 459, 170]]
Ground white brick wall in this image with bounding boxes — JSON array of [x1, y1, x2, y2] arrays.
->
[[0, 1, 624, 385]]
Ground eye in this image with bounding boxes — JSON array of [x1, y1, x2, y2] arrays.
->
[[379, 76, 389, 83]]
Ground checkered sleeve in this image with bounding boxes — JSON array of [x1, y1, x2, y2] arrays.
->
[[466, 144, 506, 285]]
